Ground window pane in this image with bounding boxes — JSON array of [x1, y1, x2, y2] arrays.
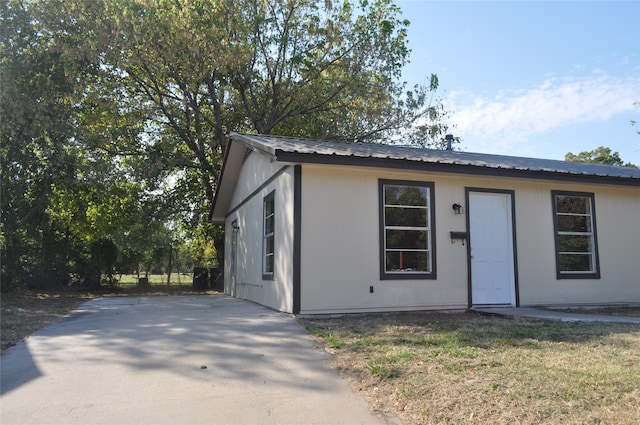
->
[[556, 196, 590, 214], [264, 254, 274, 273], [385, 185, 427, 206], [557, 215, 591, 232], [385, 186, 402, 205], [386, 229, 427, 250], [265, 197, 274, 215], [385, 206, 427, 227], [559, 254, 592, 272], [265, 236, 274, 254], [386, 251, 429, 272], [265, 216, 274, 234], [381, 181, 435, 278], [553, 192, 598, 277], [558, 235, 591, 253], [263, 192, 275, 277]]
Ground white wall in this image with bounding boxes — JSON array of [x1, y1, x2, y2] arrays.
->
[[299, 164, 640, 314], [299, 166, 470, 314], [224, 151, 295, 313], [515, 181, 640, 306]]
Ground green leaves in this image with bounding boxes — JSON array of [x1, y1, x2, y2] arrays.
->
[[2, 0, 455, 289], [565, 146, 638, 168]]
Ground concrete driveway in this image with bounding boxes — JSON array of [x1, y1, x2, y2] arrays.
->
[[1, 295, 385, 425]]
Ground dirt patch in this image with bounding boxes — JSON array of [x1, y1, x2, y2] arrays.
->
[[1, 291, 92, 351]]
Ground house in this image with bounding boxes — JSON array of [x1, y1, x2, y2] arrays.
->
[[211, 133, 640, 315]]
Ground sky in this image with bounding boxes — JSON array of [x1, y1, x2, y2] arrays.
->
[[396, 0, 640, 163]]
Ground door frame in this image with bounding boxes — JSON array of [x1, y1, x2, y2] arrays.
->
[[465, 188, 520, 307]]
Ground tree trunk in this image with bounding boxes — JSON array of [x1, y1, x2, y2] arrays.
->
[[166, 244, 172, 291]]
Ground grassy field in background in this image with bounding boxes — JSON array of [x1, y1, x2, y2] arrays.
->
[[116, 273, 194, 287], [302, 311, 640, 425]]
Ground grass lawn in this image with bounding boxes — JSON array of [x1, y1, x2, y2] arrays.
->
[[302, 311, 640, 425], [116, 273, 195, 287]]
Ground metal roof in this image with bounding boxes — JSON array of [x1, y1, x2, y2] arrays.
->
[[230, 133, 640, 183]]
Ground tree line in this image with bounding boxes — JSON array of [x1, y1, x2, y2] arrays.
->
[[1, 0, 454, 290]]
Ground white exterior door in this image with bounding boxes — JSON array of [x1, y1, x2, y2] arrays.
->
[[469, 191, 516, 306]]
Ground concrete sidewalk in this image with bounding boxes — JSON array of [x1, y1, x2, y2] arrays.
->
[[472, 307, 640, 324], [1, 296, 388, 425]]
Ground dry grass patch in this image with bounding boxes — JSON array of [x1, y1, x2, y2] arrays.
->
[[302, 312, 640, 425], [545, 306, 640, 317], [1, 291, 91, 351]]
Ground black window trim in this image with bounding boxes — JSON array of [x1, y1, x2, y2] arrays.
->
[[551, 190, 600, 279], [262, 190, 275, 280], [379, 179, 437, 280]]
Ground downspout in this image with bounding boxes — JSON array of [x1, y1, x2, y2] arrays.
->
[[292, 165, 302, 314]]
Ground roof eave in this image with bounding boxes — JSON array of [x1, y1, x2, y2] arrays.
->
[[274, 152, 640, 187], [211, 138, 251, 224], [229, 132, 278, 159]]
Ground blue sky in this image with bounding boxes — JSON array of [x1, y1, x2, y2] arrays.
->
[[396, 0, 640, 163]]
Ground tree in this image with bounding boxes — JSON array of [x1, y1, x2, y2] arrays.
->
[[1, 0, 177, 289], [83, 0, 453, 222], [565, 146, 638, 168], [90, 238, 119, 285], [57, 0, 454, 282], [1, 0, 96, 288], [2, 0, 455, 289]]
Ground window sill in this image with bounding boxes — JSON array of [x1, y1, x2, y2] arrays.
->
[[380, 273, 437, 280], [556, 272, 601, 280]]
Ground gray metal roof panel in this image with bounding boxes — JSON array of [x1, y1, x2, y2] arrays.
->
[[230, 133, 640, 180]]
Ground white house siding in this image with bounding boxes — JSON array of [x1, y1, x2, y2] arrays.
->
[[223, 151, 295, 313], [298, 164, 640, 314], [299, 165, 470, 314], [515, 181, 640, 306]]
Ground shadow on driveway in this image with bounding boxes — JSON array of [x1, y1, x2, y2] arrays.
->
[[1, 295, 384, 425]]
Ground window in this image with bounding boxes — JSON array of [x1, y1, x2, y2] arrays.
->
[[379, 180, 436, 280], [263, 191, 275, 279], [551, 191, 600, 279]]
